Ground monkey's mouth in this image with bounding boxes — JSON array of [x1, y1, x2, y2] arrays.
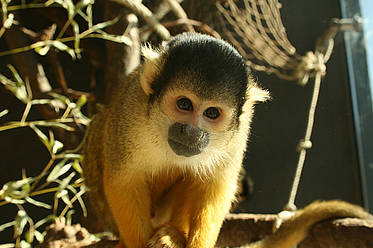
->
[[168, 139, 203, 157]]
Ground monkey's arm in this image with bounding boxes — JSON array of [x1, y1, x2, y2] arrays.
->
[[187, 172, 239, 248], [247, 200, 373, 248], [103, 172, 154, 248]]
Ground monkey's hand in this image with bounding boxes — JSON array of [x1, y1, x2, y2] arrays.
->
[[147, 224, 186, 248]]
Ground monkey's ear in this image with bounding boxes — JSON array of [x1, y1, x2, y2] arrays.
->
[[140, 45, 164, 95], [247, 83, 270, 103]]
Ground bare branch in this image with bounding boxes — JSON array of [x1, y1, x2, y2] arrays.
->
[[164, 0, 194, 32], [112, 0, 170, 40]]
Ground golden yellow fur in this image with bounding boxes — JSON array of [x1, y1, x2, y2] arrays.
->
[[83, 40, 268, 247], [82, 33, 371, 248]]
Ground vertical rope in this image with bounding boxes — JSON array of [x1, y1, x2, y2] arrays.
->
[[285, 69, 323, 211], [216, 0, 361, 212]]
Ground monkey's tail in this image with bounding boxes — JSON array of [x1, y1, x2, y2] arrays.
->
[[246, 200, 373, 248]]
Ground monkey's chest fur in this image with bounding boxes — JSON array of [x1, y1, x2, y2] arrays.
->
[[147, 170, 193, 229]]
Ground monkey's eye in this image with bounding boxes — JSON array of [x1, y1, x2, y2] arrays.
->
[[177, 97, 193, 111], [204, 107, 220, 120]]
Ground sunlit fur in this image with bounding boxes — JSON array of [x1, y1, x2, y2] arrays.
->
[[82, 33, 371, 248], [83, 33, 269, 248]]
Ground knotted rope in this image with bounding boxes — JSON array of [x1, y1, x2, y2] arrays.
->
[[216, 0, 362, 211]]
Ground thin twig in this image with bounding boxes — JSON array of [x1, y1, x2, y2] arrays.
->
[[161, 18, 221, 39], [164, 0, 194, 32], [58, 187, 86, 218], [3, 3, 50, 12], [0, 31, 131, 57], [0, 119, 77, 132], [20, 102, 31, 123], [111, 0, 170, 40]]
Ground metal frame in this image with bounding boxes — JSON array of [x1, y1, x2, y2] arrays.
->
[[340, 0, 373, 212]]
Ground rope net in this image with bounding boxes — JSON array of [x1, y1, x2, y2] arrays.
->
[[215, 0, 360, 210], [216, 0, 328, 85]]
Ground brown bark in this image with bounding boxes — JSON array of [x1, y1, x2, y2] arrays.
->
[[39, 214, 373, 248], [217, 214, 373, 248], [102, 0, 141, 105]]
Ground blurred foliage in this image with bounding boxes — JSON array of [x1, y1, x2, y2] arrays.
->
[[0, 0, 131, 57], [0, 65, 89, 247], [0, 0, 131, 247]]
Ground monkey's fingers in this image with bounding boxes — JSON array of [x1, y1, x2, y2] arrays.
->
[[147, 224, 186, 248]]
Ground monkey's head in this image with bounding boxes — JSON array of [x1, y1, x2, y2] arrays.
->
[[140, 33, 269, 169]]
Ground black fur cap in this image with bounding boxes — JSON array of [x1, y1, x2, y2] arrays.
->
[[150, 33, 250, 120]]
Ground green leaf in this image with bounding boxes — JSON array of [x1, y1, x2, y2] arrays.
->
[[30, 99, 54, 105], [66, 184, 77, 194], [59, 172, 75, 190], [0, 178, 32, 202], [34, 230, 44, 243], [49, 99, 63, 113], [45, 0, 55, 6], [61, 153, 81, 159], [86, 3, 93, 27], [89, 17, 120, 32], [65, 210, 75, 225], [8, 178, 31, 189], [72, 110, 90, 125], [50, 41, 76, 59], [34, 215, 55, 229], [55, 172, 76, 208], [76, 186, 87, 217], [56, 189, 68, 199], [25, 228, 34, 243], [47, 160, 72, 182], [14, 210, 28, 237], [76, 95, 87, 108], [34, 46, 51, 56], [51, 0, 75, 16], [72, 21, 81, 58], [75, 0, 94, 11], [0, 243, 15, 248], [4, 13, 14, 29], [72, 159, 83, 174], [0, 221, 15, 232], [0, 109, 9, 118], [19, 240, 31, 248], [0, 73, 28, 104], [8, 65, 23, 86], [30, 125, 51, 151], [95, 30, 132, 46], [4, 196, 25, 204], [52, 140, 64, 154], [25, 197, 52, 209], [48, 92, 71, 105], [57, 189, 72, 208], [32, 121, 75, 131]]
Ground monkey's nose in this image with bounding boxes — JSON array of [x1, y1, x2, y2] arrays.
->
[[168, 122, 210, 157], [181, 124, 206, 143]]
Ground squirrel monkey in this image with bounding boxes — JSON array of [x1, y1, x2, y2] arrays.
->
[[82, 33, 372, 248]]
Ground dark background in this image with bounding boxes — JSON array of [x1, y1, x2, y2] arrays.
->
[[238, 0, 362, 213]]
